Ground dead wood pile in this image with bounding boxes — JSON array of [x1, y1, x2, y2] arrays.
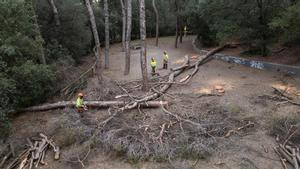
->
[[272, 119, 300, 169], [1, 133, 60, 169], [260, 87, 300, 106]]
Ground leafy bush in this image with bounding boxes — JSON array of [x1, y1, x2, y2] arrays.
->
[[45, 40, 75, 67], [270, 2, 300, 43], [0, 74, 16, 139], [34, 0, 92, 62], [11, 61, 55, 107]]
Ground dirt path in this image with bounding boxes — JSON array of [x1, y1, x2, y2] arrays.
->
[[103, 36, 198, 81], [6, 36, 300, 169]]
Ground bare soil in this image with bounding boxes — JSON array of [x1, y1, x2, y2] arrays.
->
[[3, 36, 300, 169]]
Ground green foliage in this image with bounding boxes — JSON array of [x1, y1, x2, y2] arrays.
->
[[0, 0, 56, 138], [186, 0, 292, 55], [0, 74, 16, 139], [45, 40, 75, 66], [0, 0, 44, 65], [270, 1, 300, 43], [34, 0, 92, 61], [11, 61, 55, 107]]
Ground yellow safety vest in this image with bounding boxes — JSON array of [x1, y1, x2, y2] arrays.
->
[[76, 98, 84, 108], [163, 54, 169, 61], [151, 60, 157, 67]]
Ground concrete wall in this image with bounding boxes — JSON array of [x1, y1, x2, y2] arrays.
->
[[192, 39, 300, 76]]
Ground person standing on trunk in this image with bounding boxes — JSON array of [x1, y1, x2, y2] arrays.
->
[[76, 93, 87, 113], [150, 57, 157, 76], [163, 51, 169, 69]]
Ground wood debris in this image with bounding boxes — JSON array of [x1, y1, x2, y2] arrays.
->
[[224, 121, 255, 138], [2, 133, 60, 169], [274, 124, 299, 169]]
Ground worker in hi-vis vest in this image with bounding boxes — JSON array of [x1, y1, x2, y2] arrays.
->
[[163, 51, 169, 69], [76, 93, 87, 113], [150, 57, 157, 76], [184, 26, 188, 37]]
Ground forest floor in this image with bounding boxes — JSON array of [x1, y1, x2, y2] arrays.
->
[[4, 36, 300, 169]]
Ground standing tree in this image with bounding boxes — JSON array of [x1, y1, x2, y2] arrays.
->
[[174, 0, 179, 48], [84, 0, 102, 79], [47, 0, 60, 26], [104, 0, 109, 69], [120, 0, 126, 51], [139, 0, 149, 90], [124, 0, 132, 75], [179, 22, 183, 43], [152, 0, 159, 46]]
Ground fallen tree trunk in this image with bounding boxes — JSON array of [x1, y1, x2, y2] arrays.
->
[[22, 101, 168, 112], [121, 44, 229, 110]]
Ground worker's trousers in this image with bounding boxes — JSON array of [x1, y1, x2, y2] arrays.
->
[[163, 60, 168, 69], [151, 66, 156, 76]]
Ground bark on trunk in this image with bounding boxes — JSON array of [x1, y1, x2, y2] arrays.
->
[[120, 0, 126, 51], [179, 25, 183, 43], [124, 0, 132, 75], [47, 0, 60, 26], [104, 0, 109, 69], [84, 0, 102, 79], [139, 0, 149, 91], [174, 0, 179, 48], [152, 0, 159, 46], [174, 16, 179, 48], [22, 101, 168, 112]]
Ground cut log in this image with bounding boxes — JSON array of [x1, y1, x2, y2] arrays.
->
[[22, 101, 168, 112], [0, 152, 12, 168], [292, 148, 299, 169], [278, 146, 295, 168]]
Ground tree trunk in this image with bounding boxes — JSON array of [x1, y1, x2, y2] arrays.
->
[[256, 0, 268, 56], [139, 0, 149, 91], [84, 0, 102, 79], [104, 0, 109, 69], [174, 0, 179, 48], [179, 20, 183, 43], [174, 16, 179, 48], [120, 0, 126, 51], [124, 0, 132, 75], [22, 101, 168, 112], [152, 0, 159, 46], [47, 0, 60, 26]]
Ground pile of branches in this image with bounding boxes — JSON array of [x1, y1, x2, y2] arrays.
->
[[97, 106, 219, 160], [270, 114, 300, 169], [274, 125, 300, 169], [95, 96, 255, 161], [260, 87, 300, 106], [1, 133, 60, 169]]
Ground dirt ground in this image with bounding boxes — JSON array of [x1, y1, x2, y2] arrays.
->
[[4, 36, 300, 169]]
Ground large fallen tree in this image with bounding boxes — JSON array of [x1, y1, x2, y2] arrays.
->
[[120, 44, 230, 110], [22, 101, 168, 112], [23, 44, 229, 113]]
